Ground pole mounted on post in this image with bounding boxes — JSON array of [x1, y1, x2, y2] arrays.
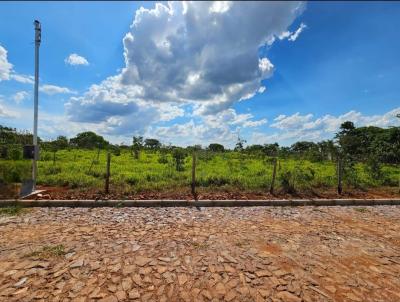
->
[[32, 20, 41, 192]]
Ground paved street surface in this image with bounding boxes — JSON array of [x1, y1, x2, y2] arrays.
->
[[1, 206, 400, 302]]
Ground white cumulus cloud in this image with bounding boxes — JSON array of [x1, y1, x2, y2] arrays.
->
[[65, 53, 89, 66], [279, 22, 307, 42], [12, 91, 29, 104], [288, 22, 307, 41], [252, 108, 400, 146], [0, 45, 13, 81], [39, 84, 76, 95], [0, 102, 18, 118], [10, 73, 35, 84], [65, 1, 305, 138]]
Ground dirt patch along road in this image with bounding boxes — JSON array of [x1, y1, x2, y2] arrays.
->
[[1, 206, 400, 301]]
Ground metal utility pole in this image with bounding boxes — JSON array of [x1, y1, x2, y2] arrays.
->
[[32, 20, 41, 191]]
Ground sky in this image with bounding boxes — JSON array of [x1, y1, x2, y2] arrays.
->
[[0, 1, 399, 148]]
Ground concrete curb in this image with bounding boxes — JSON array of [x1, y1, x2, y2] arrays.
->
[[0, 199, 400, 207]]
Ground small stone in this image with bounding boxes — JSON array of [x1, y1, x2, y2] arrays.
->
[[180, 291, 191, 302], [224, 290, 236, 301], [325, 285, 337, 294], [128, 289, 140, 299], [215, 282, 226, 295], [132, 274, 143, 286], [132, 244, 141, 252], [139, 267, 152, 275], [178, 274, 188, 286], [71, 281, 85, 292], [122, 265, 135, 275], [157, 266, 167, 274], [141, 292, 153, 301], [115, 291, 126, 301], [99, 296, 118, 302], [14, 277, 28, 288], [224, 264, 236, 274], [276, 291, 301, 302], [70, 259, 84, 268], [202, 289, 212, 300], [220, 251, 238, 263], [135, 256, 151, 267], [255, 270, 272, 277], [91, 261, 101, 270], [345, 292, 363, 302], [258, 289, 270, 298], [122, 277, 132, 291], [274, 269, 289, 277], [109, 263, 121, 273], [13, 287, 28, 296], [54, 267, 69, 277], [89, 287, 107, 299]]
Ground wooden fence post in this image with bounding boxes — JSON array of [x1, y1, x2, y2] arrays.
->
[[105, 152, 111, 194], [337, 157, 343, 195], [398, 173, 400, 194], [191, 151, 196, 196], [270, 157, 278, 195]]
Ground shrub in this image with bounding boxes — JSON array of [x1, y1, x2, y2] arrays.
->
[[9, 148, 22, 160], [172, 148, 187, 171]]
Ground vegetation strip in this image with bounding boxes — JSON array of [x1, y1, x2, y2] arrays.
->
[[1, 199, 400, 208]]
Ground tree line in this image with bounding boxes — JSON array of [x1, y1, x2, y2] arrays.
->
[[1, 122, 399, 165]]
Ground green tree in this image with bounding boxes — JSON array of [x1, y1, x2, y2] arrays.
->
[[132, 136, 144, 159], [208, 143, 225, 152], [70, 132, 109, 149], [53, 136, 69, 150], [234, 137, 246, 152], [172, 148, 187, 171], [144, 138, 161, 150], [263, 143, 279, 157]]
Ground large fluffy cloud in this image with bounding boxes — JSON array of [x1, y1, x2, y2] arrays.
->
[[121, 1, 304, 113], [0, 45, 13, 81], [66, 1, 305, 137]]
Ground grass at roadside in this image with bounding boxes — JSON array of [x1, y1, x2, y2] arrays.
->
[[0, 205, 27, 216], [1, 149, 399, 195]]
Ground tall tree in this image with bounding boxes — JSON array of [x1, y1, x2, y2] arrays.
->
[[144, 138, 161, 150], [132, 136, 144, 159], [70, 132, 109, 149]]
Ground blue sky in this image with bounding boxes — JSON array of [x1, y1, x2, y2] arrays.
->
[[0, 1, 399, 147]]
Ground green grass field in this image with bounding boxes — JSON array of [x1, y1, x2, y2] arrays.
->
[[1, 149, 399, 195]]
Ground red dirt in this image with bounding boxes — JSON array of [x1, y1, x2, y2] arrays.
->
[[23, 185, 400, 200]]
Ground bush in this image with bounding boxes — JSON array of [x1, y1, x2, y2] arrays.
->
[[279, 170, 295, 193], [158, 150, 169, 164], [199, 175, 229, 187], [172, 148, 187, 171], [9, 148, 22, 160], [279, 165, 315, 193]]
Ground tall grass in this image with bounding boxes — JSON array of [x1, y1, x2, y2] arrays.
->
[[0, 149, 399, 193]]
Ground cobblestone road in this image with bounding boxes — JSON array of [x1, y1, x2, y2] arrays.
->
[[1, 206, 400, 302]]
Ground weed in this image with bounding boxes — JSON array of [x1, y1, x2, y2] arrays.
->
[[26, 244, 66, 258], [0, 205, 26, 216], [192, 241, 209, 249], [354, 207, 369, 213]]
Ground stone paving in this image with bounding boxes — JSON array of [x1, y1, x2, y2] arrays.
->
[[1, 206, 400, 302]]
